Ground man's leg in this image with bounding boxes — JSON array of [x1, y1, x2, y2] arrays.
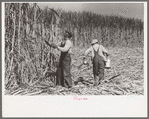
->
[[97, 57, 105, 85], [56, 67, 62, 85], [63, 57, 72, 88]]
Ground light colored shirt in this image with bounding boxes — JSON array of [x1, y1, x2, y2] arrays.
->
[[84, 44, 108, 61], [57, 40, 73, 53]]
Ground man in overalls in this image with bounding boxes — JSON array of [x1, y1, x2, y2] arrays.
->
[[84, 39, 109, 86], [50, 31, 73, 88]]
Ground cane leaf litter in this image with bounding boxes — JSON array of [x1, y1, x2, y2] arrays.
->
[[5, 46, 144, 95]]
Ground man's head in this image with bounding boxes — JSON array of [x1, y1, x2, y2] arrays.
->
[[64, 30, 73, 40], [91, 39, 98, 45]]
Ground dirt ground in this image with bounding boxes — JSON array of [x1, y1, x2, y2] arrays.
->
[[5, 46, 144, 95]]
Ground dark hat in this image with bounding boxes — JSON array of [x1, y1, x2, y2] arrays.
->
[[64, 30, 72, 38]]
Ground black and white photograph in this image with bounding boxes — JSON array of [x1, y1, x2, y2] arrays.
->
[[2, 1, 147, 117]]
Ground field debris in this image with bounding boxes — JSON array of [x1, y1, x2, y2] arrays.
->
[[5, 46, 144, 95]]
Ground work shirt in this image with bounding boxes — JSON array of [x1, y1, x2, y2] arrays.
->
[[85, 44, 108, 61], [57, 40, 73, 54]]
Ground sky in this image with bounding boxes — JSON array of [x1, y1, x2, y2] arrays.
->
[[37, 2, 144, 21]]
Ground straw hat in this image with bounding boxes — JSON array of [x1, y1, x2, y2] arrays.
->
[[91, 39, 98, 45], [64, 30, 73, 38]]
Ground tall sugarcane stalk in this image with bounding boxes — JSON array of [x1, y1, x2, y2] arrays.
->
[[7, 10, 16, 81], [18, 3, 21, 54]]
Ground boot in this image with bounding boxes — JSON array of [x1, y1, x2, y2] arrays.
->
[[93, 75, 98, 86]]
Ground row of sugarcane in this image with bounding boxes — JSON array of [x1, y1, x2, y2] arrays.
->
[[5, 3, 61, 89], [60, 10, 143, 47]]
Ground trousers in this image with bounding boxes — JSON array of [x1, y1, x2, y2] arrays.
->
[[92, 47, 105, 86]]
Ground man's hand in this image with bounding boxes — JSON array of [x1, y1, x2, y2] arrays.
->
[[83, 56, 87, 64], [83, 56, 86, 60]]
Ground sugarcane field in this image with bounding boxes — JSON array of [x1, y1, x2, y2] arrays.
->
[[4, 3, 144, 96]]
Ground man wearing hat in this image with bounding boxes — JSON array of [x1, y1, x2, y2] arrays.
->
[[84, 39, 109, 86], [49, 31, 73, 88]]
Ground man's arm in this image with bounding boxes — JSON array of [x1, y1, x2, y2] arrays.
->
[[101, 45, 109, 55], [100, 45, 109, 61], [57, 40, 71, 52], [84, 47, 92, 56], [57, 42, 62, 46]]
